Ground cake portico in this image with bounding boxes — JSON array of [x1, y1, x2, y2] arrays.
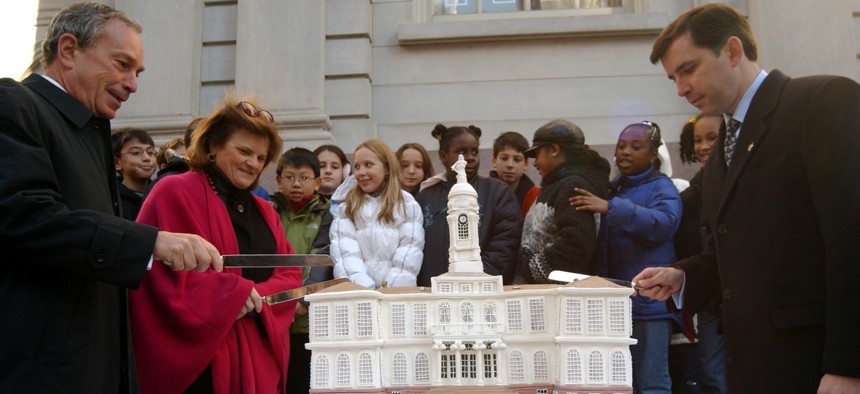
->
[[306, 155, 636, 394]]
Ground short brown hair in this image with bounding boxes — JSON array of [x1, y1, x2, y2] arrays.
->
[[650, 3, 757, 64], [492, 131, 529, 157], [186, 94, 282, 186]]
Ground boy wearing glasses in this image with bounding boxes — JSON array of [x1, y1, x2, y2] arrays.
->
[[112, 127, 156, 220], [271, 147, 333, 393]]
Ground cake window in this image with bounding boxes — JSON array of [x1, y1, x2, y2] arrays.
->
[[566, 349, 583, 383], [356, 302, 373, 337], [587, 298, 604, 334], [391, 303, 406, 336], [588, 350, 605, 384], [358, 352, 373, 386], [529, 298, 546, 332], [564, 298, 583, 334], [506, 299, 523, 331], [413, 303, 428, 336], [611, 350, 627, 384]]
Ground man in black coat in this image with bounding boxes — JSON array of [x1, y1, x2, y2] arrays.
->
[[633, 4, 860, 393], [0, 3, 222, 393]]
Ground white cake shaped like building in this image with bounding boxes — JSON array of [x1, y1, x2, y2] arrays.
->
[[306, 155, 636, 394]]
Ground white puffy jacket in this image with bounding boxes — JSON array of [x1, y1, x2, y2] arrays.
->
[[330, 190, 424, 289]]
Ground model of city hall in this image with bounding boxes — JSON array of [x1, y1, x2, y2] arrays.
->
[[306, 156, 636, 394]]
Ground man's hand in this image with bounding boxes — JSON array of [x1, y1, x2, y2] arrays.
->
[[237, 287, 263, 320], [153, 231, 223, 272], [632, 267, 684, 300], [570, 188, 609, 214], [818, 373, 860, 394]]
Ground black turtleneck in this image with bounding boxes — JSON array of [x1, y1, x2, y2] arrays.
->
[[205, 165, 276, 283]]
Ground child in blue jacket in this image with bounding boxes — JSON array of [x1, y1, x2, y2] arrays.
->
[[573, 121, 682, 393]]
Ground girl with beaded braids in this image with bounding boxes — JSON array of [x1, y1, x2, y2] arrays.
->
[[415, 124, 522, 286], [572, 121, 682, 393]]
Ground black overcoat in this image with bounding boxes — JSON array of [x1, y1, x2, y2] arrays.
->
[[0, 74, 157, 393], [677, 70, 860, 392]]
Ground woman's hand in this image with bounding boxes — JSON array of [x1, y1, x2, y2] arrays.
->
[[237, 287, 263, 320], [570, 188, 609, 214]]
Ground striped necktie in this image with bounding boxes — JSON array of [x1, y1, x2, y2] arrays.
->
[[724, 118, 741, 166]]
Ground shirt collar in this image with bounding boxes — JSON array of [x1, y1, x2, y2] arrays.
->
[[725, 69, 768, 125], [39, 74, 68, 93]]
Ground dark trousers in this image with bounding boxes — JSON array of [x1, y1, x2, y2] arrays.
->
[[286, 333, 311, 393]]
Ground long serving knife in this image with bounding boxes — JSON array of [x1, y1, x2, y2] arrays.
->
[[262, 278, 350, 305], [548, 270, 640, 289], [222, 254, 335, 268]]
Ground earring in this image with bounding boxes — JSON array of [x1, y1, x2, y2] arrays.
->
[[207, 152, 216, 161], [551, 151, 557, 158]]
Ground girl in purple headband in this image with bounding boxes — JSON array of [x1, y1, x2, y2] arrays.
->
[[572, 121, 683, 393]]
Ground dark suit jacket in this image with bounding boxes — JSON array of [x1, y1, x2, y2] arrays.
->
[[0, 74, 158, 393], [677, 70, 860, 391]]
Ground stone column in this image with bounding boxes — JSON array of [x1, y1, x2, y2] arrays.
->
[[235, 0, 333, 150]]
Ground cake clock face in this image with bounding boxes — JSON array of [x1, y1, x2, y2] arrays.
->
[[458, 214, 467, 224]]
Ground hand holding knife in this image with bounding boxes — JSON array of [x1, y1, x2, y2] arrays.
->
[[223, 254, 348, 305]]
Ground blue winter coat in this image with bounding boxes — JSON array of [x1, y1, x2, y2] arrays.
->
[[595, 167, 682, 320]]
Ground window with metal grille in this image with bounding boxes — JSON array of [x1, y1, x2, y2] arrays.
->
[[534, 351, 549, 381], [507, 299, 523, 331], [610, 351, 627, 384], [391, 303, 407, 336], [334, 304, 349, 337], [313, 355, 330, 388], [587, 298, 604, 334], [587, 350, 604, 384], [529, 298, 546, 332], [413, 302, 428, 335], [609, 299, 626, 334], [336, 354, 351, 387], [313, 305, 329, 339], [566, 349, 583, 383], [393, 353, 408, 384], [415, 353, 431, 383], [356, 302, 373, 337], [508, 351, 525, 382], [439, 302, 451, 323], [564, 297, 583, 334], [358, 352, 373, 386]]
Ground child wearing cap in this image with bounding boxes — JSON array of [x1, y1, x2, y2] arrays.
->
[[572, 121, 682, 392], [490, 131, 541, 218], [514, 119, 610, 285]]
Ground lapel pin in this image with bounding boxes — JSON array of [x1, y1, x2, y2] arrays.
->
[[747, 142, 754, 152]]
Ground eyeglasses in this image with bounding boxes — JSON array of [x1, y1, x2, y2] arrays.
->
[[238, 101, 274, 123], [282, 175, 315, 185], [121, 148, 156, 157]]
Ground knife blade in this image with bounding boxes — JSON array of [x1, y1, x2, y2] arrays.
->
[[262, 278, 351, 305], [222, 254, 334, 268], [548, 270, 639, 289]]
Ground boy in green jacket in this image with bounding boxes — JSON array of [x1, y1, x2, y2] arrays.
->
[[271, 147, 332, 393]]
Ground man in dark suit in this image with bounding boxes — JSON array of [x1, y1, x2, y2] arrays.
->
[[0, 3, 223, 393], [632, 4, 860, 393]]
